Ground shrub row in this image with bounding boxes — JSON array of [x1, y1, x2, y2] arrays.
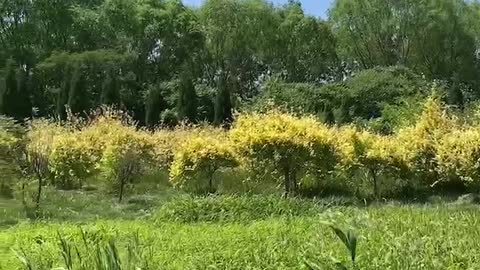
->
[[5, 96, 480, 198]]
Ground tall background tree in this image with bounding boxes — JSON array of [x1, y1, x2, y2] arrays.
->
[[0, 0, 480, 126]]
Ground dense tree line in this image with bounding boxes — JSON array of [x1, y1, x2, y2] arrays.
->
[[1, 0, 480, 126]]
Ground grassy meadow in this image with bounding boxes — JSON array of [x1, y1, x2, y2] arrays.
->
[[1, 182, 480, 269], [3, 101, 480, 269]]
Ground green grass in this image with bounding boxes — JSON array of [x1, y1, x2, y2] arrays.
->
[[2, 194, 480, 269], [1, 175, 480, 269]]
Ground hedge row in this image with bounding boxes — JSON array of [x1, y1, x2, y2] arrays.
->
[[2, 97, 479, 197]]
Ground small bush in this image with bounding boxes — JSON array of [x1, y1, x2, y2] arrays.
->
[[231, 110, 337, 196], [436, 127, 480, 191], [397, 96, 458, 188], [169, 134, 237, 193], [48, 132, 98, 189], [0, 116, 21, 190]]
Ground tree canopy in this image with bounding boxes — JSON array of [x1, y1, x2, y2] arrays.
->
[[0, 0, 479, 126]]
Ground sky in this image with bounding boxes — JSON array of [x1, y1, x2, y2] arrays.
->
[[182, 0, 334, 18]]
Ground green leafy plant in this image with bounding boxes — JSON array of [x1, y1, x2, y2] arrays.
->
[[15, 229, 153, 270], [330, 226, 358, 267]]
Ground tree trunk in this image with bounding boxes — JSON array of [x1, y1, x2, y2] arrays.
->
[[291, 170, 298, 195], [118, 178, 125, 203], [209, 172, 214, 194], [35, 174, 43, 213], [370, 167, 378, 199], [283, 164, 291, 197]]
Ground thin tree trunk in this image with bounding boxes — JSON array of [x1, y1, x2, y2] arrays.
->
[[207, 165, 217, 194], [35, 174, 43, 213], [119, 178, 125, 203], [22, 182, 27, 208], [209, 172, 214, 193], [291, 170, 298, 196], [370, 167, 378, 199], [283, 164, 291, 197]]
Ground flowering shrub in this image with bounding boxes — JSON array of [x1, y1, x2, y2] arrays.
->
[[48, 132, 98, 189], [81, 111, 155, 199], [436, 128, 480, 190], [396, 97, 457, 188], [151, 125, 225, 169], [230, 111, 337, 196], [18, 96, 480, 197], [169, 135, 237, 193]]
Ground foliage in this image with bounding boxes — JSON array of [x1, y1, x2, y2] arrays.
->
[[23, 141, 50, 216], [48, 131, 98, 189], [97, 128, 153, 201], [154, 195, 323, 223], [177, 68, 198, 123], [351, 131, 406, 197], [255, 67, 429, 128], [0, 116, 22, 194], [151, 124, 225, 170], [397, 96, 458, 188], [80, 110, 155, 198], [15, 230, 153, 270], [231, 110, 337, 195], [13, 94, 480, 198], [3, 203, 480, 269], [0, 117, 20, 157], [436, 127, 480, 190], [2, 0, 480, 130], [330, 0, 478, 87], [213, 79, 233, 126], [0, 61, 31, 120], [169, 134, 237, 192]]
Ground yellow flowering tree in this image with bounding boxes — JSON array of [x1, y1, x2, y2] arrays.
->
[[230, 111, 337, 196], [436, 127, 480, 190], [354, 131, 404, 197], [27, 118, 99, 189], [82, 112, 155, 201], [169, 135, 237, 193], [151, 125, 226, 170], [397, 96, 457, 188], [48, 132, 99, 189]]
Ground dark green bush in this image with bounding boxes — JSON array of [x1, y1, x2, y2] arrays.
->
[[252, 66, 429, 128]]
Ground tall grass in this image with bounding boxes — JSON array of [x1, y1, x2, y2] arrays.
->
[[153, 195, 327, 223], [15, 229, 153, 270], [2, 203, 480, 269]]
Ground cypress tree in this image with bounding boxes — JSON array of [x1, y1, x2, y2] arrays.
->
[[101, 68, 119, 105], [56, 69, 70, 120], [446, 82, 464, 111], [214, 75, 232, 126], [322, 103, 335, 125], [0, 62, 17, 116], [145, 84, 164, 128], [177, 69, 197, 123], [16, 69, 32, 119], [68, 67, 88, 114], [0, 61, 31, 120]]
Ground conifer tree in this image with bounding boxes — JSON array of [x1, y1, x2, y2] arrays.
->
[[177, 69, 197, 123], [214, 75, 232, 125], [101, 68, 119, 105], [68, 67, 88, 114], [0, 61, 31, 120]]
